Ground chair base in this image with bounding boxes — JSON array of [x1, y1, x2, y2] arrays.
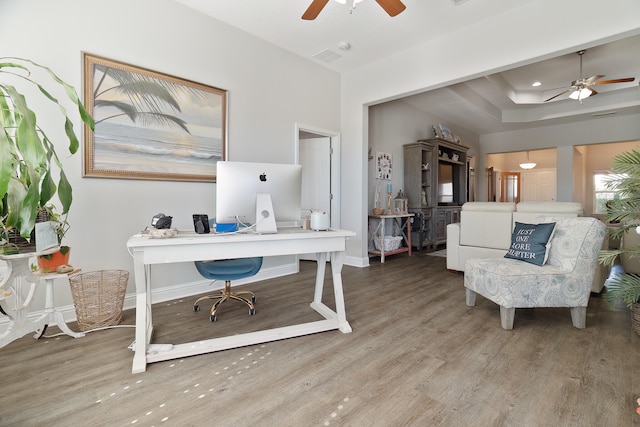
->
[[193, 280, 256, 322], [466, 288, 587, 330]]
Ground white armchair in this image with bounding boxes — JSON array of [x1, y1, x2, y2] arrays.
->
[[464, 217, 607, 329]]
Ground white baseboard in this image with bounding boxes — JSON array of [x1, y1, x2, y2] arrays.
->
[[0, 262, 299, 327], [345, 255, 369, 268]]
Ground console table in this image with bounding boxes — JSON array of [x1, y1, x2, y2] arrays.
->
[[368, 214, 413, 263], [126, 227, 355, 374]]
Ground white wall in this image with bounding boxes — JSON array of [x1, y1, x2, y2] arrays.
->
[[341, 0, 640, 265], [367, 100, 479, 213], [0, 0, 340, 313]]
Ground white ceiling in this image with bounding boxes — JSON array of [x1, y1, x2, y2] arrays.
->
[[175, 0, 640, 135]]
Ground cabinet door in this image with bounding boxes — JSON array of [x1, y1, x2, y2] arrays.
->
[[436, 210, 446, 241], [421, 148, 433, 207]]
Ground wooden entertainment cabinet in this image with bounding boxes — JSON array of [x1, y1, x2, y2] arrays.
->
[[403, 138, 469, 250]]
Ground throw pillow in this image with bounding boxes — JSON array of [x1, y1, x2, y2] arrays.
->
[[504, 222, 556, 266]]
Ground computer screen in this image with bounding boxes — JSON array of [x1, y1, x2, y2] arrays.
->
[[215, 161, 302, 233]]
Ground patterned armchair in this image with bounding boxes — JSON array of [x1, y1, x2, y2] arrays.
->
[[464, 217, 607, 329]]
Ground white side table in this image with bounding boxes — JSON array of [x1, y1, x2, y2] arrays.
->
[[0, 248, 84, 348], [367, 213, 414, 263], [31, 271, 85, 339]]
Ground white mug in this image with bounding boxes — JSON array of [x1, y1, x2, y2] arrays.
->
[[310, 211, 330, 231]]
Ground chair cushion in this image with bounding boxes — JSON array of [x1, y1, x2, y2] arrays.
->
[[504, 222, 556, 266], [195, 257, 263, 281], [465, 258, 580, 308]]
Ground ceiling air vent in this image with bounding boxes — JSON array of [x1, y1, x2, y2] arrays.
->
[[313, 49, 342, 63]]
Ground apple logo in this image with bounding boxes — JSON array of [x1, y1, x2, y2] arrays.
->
[[259, 172, 267, 182]]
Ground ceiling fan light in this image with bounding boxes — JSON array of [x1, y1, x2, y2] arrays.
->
[[334, 0, 364, 4], [569, 87, 592, 100], [519, 162, 537, 170]]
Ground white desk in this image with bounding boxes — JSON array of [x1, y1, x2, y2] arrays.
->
[[126, 228, 355, 374]]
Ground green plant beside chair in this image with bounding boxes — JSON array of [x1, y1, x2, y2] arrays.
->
[[598, 149, 640, 314]]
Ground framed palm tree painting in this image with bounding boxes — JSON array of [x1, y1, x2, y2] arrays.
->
[[83, 53, 227, 182]]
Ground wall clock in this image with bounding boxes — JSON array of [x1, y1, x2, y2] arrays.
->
[[376, 151, 392, 180]]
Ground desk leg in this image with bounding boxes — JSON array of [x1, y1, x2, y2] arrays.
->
[[313, 252, 328, 304], [330, 251, 352, 333], [309, 251, 351, 334], [132, 252, 151, 374]]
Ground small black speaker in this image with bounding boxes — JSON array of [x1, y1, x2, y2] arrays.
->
[[193, 214, 210, 234]]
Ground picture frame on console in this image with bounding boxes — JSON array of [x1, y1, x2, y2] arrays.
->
[[83, 53, 227, 182]]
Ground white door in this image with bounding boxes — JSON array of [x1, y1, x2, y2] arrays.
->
[[299, 136, 332, 261], [521, 170, 557, 201]]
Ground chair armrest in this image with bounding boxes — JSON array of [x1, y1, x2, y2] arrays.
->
[[446, 223, 461, 270]]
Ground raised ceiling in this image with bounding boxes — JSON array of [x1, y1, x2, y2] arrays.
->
[[175, 0, 640, 135]]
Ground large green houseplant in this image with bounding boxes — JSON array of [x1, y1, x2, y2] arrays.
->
[[598, 149, 640, 333], [0, 57, 94, 252]]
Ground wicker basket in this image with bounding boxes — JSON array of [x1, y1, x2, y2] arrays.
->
[[632, 303, 640, 337], [69, 270, 129, 332], [375, 236, 403, 252]]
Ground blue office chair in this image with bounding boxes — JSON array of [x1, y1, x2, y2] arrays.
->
[[193, 257, 263, 322]]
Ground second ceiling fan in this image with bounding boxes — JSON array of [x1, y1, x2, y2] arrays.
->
[[302, 0, 406, 20], [544, 50, 635, 102]]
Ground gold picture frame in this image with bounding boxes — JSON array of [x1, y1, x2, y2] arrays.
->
[[83, 53, 227, 182]]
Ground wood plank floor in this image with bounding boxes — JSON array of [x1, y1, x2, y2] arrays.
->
[[1, 252, 639, 426]]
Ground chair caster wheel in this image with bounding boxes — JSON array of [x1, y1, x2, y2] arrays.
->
[[209, 314, 217, 322], [249, 308, 256, 316], [193, 305, 200, 312], [251, 296, 257, 304]]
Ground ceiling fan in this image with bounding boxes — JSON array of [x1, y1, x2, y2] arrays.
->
[[302, 0, 406, 20], [544, 50, 635, 102]]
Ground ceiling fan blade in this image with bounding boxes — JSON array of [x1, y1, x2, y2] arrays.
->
[[544, 90, 569, 102], [588, 88, 598, 96], [375, 0, 407, 17], [302, 0, 329, 20], [594, 77, 636, 85], [583, 74, 605, 84]]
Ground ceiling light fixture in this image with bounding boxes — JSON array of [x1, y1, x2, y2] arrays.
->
[[531, 81, 542, 87], [519, 151, 536, 170], [334, 0, 363, 13], [569, 87, 592, 101]]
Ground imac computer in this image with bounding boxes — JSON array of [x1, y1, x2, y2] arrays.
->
[[215, 161, 302, 234]]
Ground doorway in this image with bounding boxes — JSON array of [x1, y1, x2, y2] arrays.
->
[[501, 172, 521, 203], [295, 124, 341, 261]]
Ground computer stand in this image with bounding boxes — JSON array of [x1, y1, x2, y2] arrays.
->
[[256, 193, 277, 234]]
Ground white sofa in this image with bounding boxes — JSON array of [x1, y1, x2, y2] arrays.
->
[[446, 201, 609, 293]]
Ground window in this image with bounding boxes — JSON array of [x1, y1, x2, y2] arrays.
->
[[594, 171, 627, 214]]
